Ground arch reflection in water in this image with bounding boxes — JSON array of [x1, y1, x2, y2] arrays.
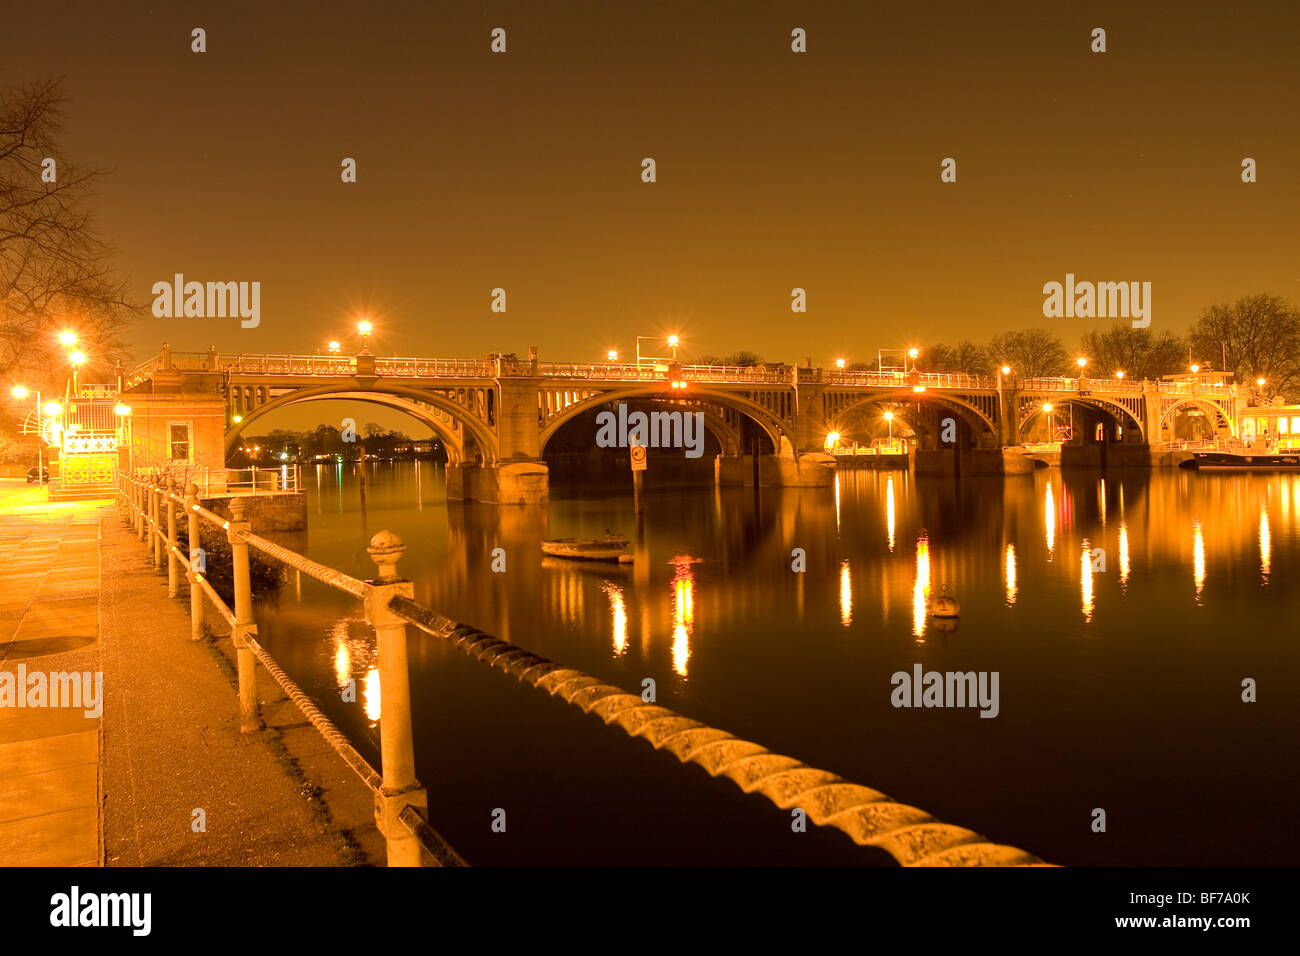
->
[[839, 559, 852, 627], [1004, 543, 1017, 606], [671, 557, 695, 677], [913, 535, 931, 640]]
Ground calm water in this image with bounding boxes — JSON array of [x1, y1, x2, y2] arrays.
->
[[255, 461, 1300, 866]]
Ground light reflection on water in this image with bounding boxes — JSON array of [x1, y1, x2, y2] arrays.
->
[[254, 461, 1299, 866]]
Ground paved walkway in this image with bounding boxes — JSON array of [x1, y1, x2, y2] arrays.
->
[[1, 486, 379, 867], [0, 487, 103, 865]]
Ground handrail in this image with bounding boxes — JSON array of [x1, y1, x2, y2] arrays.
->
[[121, 468, 1047, 866], [385, 601, 1046, 867], [119, 471, 447, 866]]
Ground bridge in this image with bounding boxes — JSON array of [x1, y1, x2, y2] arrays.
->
[[121, 346, 1243, 501]]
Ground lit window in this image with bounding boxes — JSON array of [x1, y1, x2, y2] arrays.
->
[[1279, 418, 1289, 435], [1291, 417, 1300, 434], [170, 423, 191, 460]]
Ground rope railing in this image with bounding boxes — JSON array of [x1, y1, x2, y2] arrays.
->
[[118, 468, 1048, 868], [386, 596, 1047, 867]]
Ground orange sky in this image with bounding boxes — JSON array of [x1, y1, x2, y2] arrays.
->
[[9, 0, 1299, 371]]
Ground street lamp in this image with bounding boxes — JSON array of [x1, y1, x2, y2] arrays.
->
[[59, 330, 77, 346], [357, 320, 373, 352], [1115, 370, 1125, 380], [607, 350, 618, 362], [1000, 365, 1011, 375], [907, 348, 919, 372], [1190, 364, 1199, 374], [836, 358, 846, 370], [825, 431, 840, 450], [884, 410, 894, 445], [667, 335, 680, 360], [328, 340, 341, 354]]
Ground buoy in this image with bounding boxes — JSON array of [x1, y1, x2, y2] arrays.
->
[[930, 586, 960, 618]]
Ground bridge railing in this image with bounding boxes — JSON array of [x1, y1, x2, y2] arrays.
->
[[819, 369, 996, 390], [117, 467, 1048, 869], [375, 357, 496, 378], [519, 361, 795, 383]]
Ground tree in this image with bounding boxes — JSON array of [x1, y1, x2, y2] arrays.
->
[[696, 351, 764, 366], [988, 328, 1070, 377], [923, 341, 989, 374], [1, 79, 139, 389], [1188, 294, 1300, 398], [1078, 324, 1186, 380]]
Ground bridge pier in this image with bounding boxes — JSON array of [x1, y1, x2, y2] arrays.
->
[[714, 452, 835, 488], [447, 460, 549, 505]]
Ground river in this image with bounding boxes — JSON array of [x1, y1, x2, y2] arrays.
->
[[253, 461, 1299, 865]]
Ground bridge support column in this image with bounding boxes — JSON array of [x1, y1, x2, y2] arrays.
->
[[447, 460, 549, 505], [714, 451, 835, 488], [998, 383, 1021, 446]]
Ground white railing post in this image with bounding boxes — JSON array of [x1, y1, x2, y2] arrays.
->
[[227, 498, 262, 733], [365, 531, 425, 867], [185, 483, 204, 641], [165, 477, 179, 597], [151, 479, 162, 568]]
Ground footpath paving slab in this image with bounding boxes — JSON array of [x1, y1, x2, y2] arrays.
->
[[0, 489, 105, 867], [1, 488, 371, 868]]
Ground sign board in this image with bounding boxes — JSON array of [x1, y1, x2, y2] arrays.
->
[[630, 445, 647, 471]]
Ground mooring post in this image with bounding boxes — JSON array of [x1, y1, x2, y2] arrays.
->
[[185, 483, 204, 641], [365, 530, 425, 867], [165, 477, 179, 597], [227, 498, 262, 733]]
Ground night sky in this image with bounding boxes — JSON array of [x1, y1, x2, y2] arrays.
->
[[9, 1, 1299, 367]]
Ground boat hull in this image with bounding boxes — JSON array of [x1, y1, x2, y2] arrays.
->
[[1189, 452, 1300, 470]]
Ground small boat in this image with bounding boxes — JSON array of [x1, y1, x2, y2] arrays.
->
[[541, 532, 633, 563], [1186, 451, 1300, 471]]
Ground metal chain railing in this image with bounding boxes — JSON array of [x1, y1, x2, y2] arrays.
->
[[117, 470, 462, 867]]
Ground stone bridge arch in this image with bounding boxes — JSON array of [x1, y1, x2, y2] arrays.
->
[[1157, 396, 1234, 437], [1017, 395, 1145, 442], [537, 385, 791, 457], [223, 383, 501, 464], [826, 389, 1001, 448]]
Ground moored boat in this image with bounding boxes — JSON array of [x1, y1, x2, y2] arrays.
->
[[541, 533, 633, 562], [1186, 451, 1300, 470]]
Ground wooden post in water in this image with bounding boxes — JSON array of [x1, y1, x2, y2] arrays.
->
[[630, 444, 647, 561]]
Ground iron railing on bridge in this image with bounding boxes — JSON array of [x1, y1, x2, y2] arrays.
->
[[122, 348, 1236, 398], [118, 468, 1049, 868]]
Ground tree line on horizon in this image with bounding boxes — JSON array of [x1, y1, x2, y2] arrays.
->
[[696, 293, 1300, 399]]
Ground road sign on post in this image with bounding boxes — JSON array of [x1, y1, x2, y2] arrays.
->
[[630, 445, 647, 471]]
